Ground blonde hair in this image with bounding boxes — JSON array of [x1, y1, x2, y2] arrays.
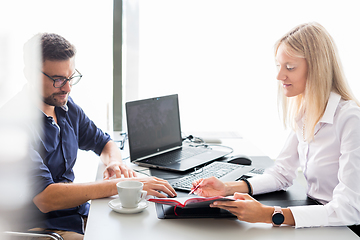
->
[[275, 22, 359, 141]]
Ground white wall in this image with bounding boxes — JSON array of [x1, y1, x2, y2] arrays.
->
[[128, 0, 360, 159], [0, 0, 114, 132]]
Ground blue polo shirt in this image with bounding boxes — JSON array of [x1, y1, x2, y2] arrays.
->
[[29, 96, 111, 234]]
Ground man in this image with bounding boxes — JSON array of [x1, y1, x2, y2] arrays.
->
[[17, 33, 176, 240]]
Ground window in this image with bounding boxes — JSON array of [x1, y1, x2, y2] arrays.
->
[[122, 0, 360, 158]]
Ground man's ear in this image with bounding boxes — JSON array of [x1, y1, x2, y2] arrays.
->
[[23, 67, 42, 96], [23, 67, 32, 82], [24, 66, 40, 82], [23, 33, 42, 84]]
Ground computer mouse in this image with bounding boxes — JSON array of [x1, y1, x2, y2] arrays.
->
[[227, 155, 252, 165]]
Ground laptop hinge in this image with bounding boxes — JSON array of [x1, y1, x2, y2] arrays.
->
[[134, 146, 182, 162]]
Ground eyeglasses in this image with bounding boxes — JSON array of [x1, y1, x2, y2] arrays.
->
[[42, 69, 82, 88]]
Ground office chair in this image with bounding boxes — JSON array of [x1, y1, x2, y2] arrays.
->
[[3, 230, 64, 240], [2, 207, 64, 240]]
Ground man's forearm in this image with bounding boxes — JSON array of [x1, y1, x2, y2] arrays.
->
[[33, 179, 118, 213], [100, 140, 122, 166]]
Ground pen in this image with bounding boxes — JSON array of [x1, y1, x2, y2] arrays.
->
[[188, 180, 203, 195]]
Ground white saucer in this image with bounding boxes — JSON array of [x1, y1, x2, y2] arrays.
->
[[108, 198, 148, 214]]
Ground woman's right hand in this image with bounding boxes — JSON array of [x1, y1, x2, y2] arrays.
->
[[192, 176, 228, 197]]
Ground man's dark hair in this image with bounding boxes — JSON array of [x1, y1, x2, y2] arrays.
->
[[23, 33, 77, 80], [41, 33, 76, 62]]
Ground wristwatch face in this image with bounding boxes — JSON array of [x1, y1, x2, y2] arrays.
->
[[272, 212, 285, 225]]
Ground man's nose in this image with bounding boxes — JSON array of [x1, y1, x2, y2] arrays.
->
[[60, 80, 71, 92]]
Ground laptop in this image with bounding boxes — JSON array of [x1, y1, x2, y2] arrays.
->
[[125, 94, 231, 172]]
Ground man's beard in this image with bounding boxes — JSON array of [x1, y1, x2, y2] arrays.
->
[[43, 92, 69, 107]]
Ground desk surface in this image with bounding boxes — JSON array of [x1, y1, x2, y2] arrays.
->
[[83, 137, 358, 240], [85, 198, 357, 240]]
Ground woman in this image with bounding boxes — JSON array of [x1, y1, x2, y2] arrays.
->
[[192, 22, 360, 228]]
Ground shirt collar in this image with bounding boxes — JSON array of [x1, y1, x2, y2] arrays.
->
[[41, 103, 69, 117], [319, 92, 341, 125], [295, 92, 341, 128], [61, 104, 69, 112]]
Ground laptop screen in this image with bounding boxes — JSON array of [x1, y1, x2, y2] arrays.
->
[[125, 94, 182, 161]]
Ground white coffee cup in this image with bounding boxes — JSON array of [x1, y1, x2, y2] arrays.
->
[[116, 181, 147, 208]]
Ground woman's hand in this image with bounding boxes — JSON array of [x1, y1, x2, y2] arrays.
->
[[210, 192, 274, 223], [192, 177, 228, 197]]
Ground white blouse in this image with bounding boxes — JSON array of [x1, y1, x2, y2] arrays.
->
[[249, 92, 360, 228]]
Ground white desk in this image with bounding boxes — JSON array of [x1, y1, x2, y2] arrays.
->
[[83, 138, 359, 240]]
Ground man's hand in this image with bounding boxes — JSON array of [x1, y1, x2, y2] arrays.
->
[[100, 140, 137, 179], [103, 161, 137, 179], [136, 177, 177, 198]]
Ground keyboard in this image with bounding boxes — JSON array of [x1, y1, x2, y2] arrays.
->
[[143, 147, 208, 166], [171, 161, 264, 191]]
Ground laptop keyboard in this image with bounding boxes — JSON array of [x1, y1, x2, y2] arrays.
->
[[171, 161, 264, 191], [143, 147, 208, 165]]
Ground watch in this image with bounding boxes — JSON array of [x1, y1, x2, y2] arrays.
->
[[272, 206, 284, 226]]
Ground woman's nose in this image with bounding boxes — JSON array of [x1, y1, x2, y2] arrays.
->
[[276, 68, 286, 81]]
